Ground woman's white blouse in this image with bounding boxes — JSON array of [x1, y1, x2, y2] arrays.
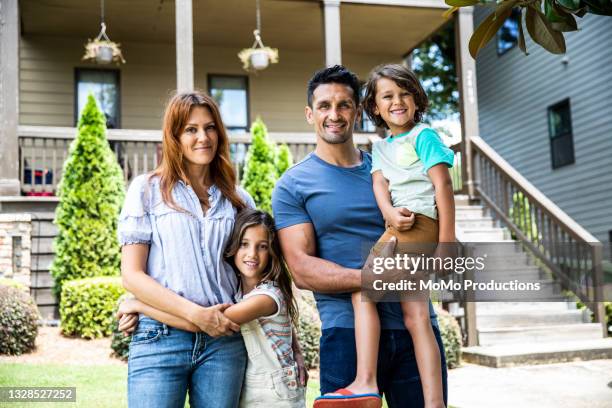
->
[[117, 174, 255, 306]]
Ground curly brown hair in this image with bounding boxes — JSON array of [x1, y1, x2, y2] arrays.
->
[[362, 64, 429, 129]]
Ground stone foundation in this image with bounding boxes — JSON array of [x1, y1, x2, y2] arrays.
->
[[0, 213, 32, 288]]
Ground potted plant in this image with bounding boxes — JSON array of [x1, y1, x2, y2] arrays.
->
[[238, 44, 279, 71], [83, 38, 126, 65]]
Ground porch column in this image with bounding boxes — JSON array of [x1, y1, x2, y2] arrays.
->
[[175, 0, 194, 92], [322, 0, 342, 66], [0, 0, 20, 196], [455, 7, 479, 199]]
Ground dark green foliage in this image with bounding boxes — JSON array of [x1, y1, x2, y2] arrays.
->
[[436, 306, 462, 368], [50, 94, 125, 298], [0, 285, 39, 355], [110, 295, 132, 360], [60, 277, 126, 339], [412, 21, 458, 122], [296, 291, 321, 370]]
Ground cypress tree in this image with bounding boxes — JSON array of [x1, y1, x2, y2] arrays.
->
[[50, 94, 125, 298], [241, 118, 277, 213]]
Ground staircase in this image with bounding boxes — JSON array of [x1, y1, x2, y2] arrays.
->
[[453, 195, 612, 368]]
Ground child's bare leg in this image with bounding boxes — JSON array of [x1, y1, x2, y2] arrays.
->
[[401, 299, 445, 408], [326, 291, 380, 395]]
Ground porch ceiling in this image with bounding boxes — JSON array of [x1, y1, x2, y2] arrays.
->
[[341, 2, 449, 56], [20, 0, 447, 54], [19, 0, 323, 50]]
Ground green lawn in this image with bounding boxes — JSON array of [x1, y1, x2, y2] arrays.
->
[[0, 363, 321, 407]]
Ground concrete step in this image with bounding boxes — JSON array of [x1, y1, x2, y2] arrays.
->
[[476, 309, 587, 328], [456, 217, 496, 229], [476, 301, 577, 313], [459, 228, 507, 241], [462, 338, 612, 367], [455, 205, 486, 219], [453, 195, 471, 206], [477, 323, 604, 346]]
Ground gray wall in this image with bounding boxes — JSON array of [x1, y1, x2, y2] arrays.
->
[[474, 9, 612, 243]]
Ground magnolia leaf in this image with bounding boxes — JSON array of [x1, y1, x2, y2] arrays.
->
[[526, 5, 567, 54], [518, 9, 529, 54], [443, 6, 460, 18], [445, 0, 479, 6], [469, 6, 514, 58], [546, 0, 579, 31]]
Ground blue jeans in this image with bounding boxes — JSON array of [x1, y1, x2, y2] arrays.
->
[[319, 326, 448, 408], [127, 317, 247, 408]]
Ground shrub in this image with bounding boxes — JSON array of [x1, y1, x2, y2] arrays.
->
[[435, 306, 462, 369], [110, 294, 132, 360], [296, 291, 321, 370], [242, 118, 278, 213], [60, 277, 126, 339], [0, 285, 40, 355], [50, 94, 125, 298], [275, 143, 293, 177]]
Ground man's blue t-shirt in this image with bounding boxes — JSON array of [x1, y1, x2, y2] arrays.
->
[[272, 151, 438, 330]]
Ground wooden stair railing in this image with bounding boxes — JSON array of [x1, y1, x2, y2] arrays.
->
[[456, 136, 606, 338]]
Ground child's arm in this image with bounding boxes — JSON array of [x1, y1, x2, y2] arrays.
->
[[223, 295, 278, 325], [117, 297, 200, 332], [428, 163, 455, 242], [372, 170, 415, 231]]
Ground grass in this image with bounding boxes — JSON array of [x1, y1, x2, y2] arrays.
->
[[0, 363, 322, 407]]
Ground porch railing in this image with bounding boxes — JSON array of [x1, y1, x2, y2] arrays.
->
[[17, 126, 371, 195], [463, 136, 606, 338]]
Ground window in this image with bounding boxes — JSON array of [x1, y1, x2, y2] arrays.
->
[[497, 8, 521, 55], [547, 99, 575, 169], [75, 68, 120, 128], [208, 75, 249, 132]]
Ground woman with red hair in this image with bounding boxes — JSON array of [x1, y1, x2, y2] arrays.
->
[[118, 92, 255, 407]]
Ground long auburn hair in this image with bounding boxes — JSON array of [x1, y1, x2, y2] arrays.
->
[[225, 209, 298, 327], [152, 91, 246, 211]]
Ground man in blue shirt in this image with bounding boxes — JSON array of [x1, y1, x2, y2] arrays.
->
[[272, 65, 447, 407]]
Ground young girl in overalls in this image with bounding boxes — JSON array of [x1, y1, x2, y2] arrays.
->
[[119, 208, 306, 407]]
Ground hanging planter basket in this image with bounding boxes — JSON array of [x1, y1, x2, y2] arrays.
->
[[238, 44, 279, 71], [82, 21, 126, 65], [83, 38, 126, 65]]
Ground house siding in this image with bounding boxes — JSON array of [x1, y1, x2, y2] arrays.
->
[[474, 9, 612, 243], [19, 35, 398, 132]]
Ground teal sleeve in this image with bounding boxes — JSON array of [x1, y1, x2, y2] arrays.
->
[[414, 128, 454, 171]]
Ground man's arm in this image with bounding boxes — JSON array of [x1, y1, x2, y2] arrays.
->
[[278, 223, 361, 293]]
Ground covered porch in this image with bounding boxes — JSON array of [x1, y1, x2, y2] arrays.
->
[[0, 0, 478, 196]]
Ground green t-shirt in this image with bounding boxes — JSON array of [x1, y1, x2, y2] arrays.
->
[[371, 124, 454, 219]]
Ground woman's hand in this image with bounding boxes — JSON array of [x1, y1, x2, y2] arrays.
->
[[116, 298, 141, 335], [385, 207, 415, 231], [189, 304, 240, 337]]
